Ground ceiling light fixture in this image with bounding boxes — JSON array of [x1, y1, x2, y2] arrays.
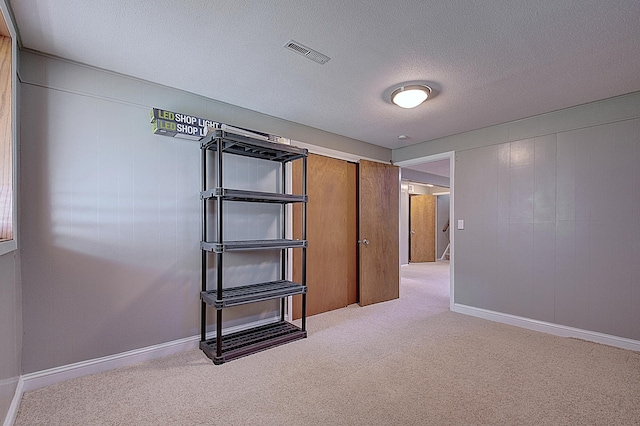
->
[[391, 84, 432, 109]]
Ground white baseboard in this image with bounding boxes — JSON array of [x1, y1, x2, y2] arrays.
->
[[453, 303, 640, 352], [3, 377, 23, 426], [20, 317, 277, 393], [21, 336, 199, 393]]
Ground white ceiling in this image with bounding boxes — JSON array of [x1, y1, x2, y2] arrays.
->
[[408, 159, 450, 178], [10, 1, 640, 150]]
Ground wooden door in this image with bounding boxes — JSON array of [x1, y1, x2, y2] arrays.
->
[[410, 194, 436, 262], [359, 160, 399, 306], [293, 154, 358, 318]]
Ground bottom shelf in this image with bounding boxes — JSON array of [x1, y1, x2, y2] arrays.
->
[[200, 321, 307, 365]]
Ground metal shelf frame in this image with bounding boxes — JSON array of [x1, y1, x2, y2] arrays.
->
[[200, 130, 307, 163], [200, 188, 308, 204], [200, 321, 306, 365], [200, 129, 308, 364], [200, 239, 307, 253], [201, 280, 307, 309]]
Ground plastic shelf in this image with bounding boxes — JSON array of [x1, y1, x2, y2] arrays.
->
[[201, 188, 307, 204], [201, 239, 307, 253], [201, 280, 307, 308], [199, 123, 308, 365], [201, 130, 308, 162], [200, 321, 307, 365]]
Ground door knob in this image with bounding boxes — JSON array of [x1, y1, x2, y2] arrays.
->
[[358, 239, 369, 245]]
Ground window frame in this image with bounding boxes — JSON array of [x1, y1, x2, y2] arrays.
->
[[0, 1, 17, 256]]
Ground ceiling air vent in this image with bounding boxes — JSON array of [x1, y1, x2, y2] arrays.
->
[[284, 40, 330, 64]]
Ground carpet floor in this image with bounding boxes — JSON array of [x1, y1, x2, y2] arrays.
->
[[15, 262, 640, 425]]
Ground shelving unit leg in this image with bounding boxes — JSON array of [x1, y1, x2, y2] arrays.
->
[[302, 156, 307, 332], [281, 162, 287, 323], [215, 142, 224, 358], [200, 147, 207, 342]]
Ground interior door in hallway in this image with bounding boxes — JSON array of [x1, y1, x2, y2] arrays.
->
[[359, 160, 399, 306], [292, 154, 358, 318], [410, 194, 436, 262]]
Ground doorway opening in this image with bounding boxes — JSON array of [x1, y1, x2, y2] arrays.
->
[[408, 185, 449, 263], [396, 152, 454, 310]]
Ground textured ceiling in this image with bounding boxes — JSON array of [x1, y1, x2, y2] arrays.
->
[[409, 159, 450, 178], [10, 0, 640, 149]]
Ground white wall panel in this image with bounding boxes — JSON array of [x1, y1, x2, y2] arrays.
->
[[532, 222, 555, 323], [633, 119, 640, 340], [556, 132, 576, 221], [554, 220, 576, 327], [573, 127, 594, 222], [452, 115, 640, 341], [451, 151, 475, 304], [496, 143, 511, 224], [493, 217, 511, 314], [475, 220, 498, 311], [534, 135, 557, 223], [506, 223, 534, 318], [573, 220, 592, 328], [509, 139, 535, 224]]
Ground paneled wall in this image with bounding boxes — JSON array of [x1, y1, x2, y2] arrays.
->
[[455, 119, 639, 339], [394, 92, 640, 342], [19, 50, 389, 374]]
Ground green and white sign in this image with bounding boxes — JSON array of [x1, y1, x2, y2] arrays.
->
[[150, 108, 285, 144], [150, 108, 218, 140]]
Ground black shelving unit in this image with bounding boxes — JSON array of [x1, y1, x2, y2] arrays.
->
[[199, 128, 308, 365]]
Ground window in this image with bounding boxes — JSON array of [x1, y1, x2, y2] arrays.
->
[[0, 9, 14, 253]]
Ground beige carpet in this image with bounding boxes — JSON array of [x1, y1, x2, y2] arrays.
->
[[15, 262, 640, 425]]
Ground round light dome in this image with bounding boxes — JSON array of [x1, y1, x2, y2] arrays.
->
[[391, 85, 432, 109]]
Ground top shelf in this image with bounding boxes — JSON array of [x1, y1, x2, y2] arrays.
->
[[201, 130, 308, 163]]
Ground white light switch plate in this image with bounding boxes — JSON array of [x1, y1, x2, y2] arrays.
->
[[457, 219, 464, 230]]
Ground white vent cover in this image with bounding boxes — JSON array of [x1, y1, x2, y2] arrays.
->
[[284, 40, 330, 64]]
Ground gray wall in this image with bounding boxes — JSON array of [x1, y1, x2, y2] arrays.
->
[[19, 50, 390, 374], [394, 91, 640, 341], [0, 251, 21, 421]]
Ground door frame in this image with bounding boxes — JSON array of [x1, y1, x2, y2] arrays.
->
[[395, 151, 455, 311]]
